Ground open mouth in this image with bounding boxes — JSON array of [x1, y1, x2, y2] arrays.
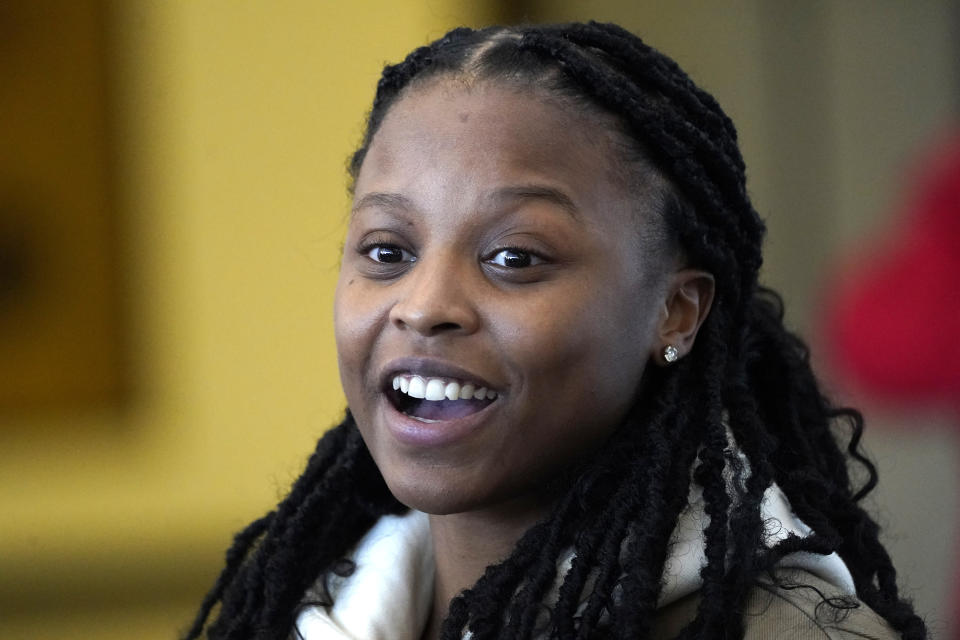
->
[[386, 374, 497, 422]]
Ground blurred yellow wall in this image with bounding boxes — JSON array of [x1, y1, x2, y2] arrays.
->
[[0, 2, 500, 638]]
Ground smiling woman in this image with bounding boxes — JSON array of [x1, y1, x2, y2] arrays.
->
[[184, 23, 925, 640], [337, 82, 692, 522]]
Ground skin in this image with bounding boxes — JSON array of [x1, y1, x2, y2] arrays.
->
[[334, 78, 714, 639]]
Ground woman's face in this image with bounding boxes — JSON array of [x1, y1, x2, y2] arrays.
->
[[335, 79, 672, 515]]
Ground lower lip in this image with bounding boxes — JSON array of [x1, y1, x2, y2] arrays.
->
[[381, 395, 498, 448]]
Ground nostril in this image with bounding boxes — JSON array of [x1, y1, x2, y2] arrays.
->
[[390, 309, 466, 335], [388, 284, 479, 336]]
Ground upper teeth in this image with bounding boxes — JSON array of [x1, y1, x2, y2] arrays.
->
[[392, 374, 498, 402]]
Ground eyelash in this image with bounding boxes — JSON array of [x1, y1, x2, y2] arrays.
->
[[362, 243, 416, 264], [357, 242, 548, 271], [484, 246, 546, 269]]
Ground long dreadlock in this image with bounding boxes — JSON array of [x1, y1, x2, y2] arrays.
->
[[184, 22, 927, 639]]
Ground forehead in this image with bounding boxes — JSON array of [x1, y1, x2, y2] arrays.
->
[[355, 79, 643, 226], [382, 78, 615, 154]]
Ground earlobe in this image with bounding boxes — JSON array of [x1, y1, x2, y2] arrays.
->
[[654, 269, 715, 365]]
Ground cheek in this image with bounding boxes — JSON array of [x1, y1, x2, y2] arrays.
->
[[333, 277, 385, 389], [497, 278, 654, 398]]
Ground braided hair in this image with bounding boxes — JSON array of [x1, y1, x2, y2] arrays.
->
[[184, 22, 926, 639]]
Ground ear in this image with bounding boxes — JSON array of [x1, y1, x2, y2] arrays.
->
[[653, 269, 715, 365]]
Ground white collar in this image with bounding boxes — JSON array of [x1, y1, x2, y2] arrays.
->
[[297, 510, 434, 639], [295, 483, 855, 639]]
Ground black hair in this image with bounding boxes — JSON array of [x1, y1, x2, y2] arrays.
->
[[184, 22, 926, 639]]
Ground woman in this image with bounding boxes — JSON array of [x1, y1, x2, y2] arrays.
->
[[184, 23, 926, 639]]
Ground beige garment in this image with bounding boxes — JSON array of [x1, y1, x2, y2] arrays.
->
[[652, 568, 901, 639]]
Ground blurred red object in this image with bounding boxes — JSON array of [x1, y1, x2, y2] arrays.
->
[[824, 129, 960, 639], [825, 131, 960, 414]]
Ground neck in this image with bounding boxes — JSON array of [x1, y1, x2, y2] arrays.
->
[[421, 495, 553, 640]]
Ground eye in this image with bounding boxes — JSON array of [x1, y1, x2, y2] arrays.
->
[[365, 244, 415, 264], [486, 248, 544, 268]]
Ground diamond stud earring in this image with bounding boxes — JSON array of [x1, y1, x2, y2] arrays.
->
[[663, 345, 680, 363]]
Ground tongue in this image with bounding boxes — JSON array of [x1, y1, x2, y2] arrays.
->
[[407, 398, 489, 421]]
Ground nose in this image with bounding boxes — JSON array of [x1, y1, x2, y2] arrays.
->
[[389, 254, 481, 337]]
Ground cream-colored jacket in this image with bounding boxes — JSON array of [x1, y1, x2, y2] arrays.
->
[[294, 485, 899, 639]]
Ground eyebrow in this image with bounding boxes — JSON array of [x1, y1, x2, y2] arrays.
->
[[351, 192, 415, 215], [350, 184, 582, 221], [488, 185, 581, 222]]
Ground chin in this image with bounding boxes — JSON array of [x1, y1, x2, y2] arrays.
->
[[382, 463, 554, 519], [384, 473, 479, 515], [384, 463, 534, 516]]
